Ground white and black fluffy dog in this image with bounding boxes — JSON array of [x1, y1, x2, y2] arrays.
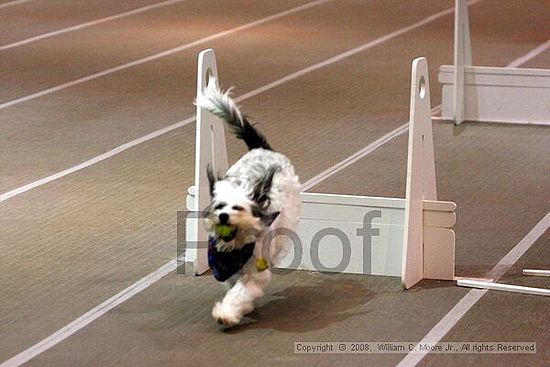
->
[[195, 81, 301, 326]]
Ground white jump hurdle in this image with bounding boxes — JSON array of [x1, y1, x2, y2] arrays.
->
[[440, 1, 550, 296], [186, 49, 456, 289], [439, 0, 550, 125]]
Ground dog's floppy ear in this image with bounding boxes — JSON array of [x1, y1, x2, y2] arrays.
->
[[251, 206, 280, 227], [206, 164, 219, 197], [252, 165, 280, 207], [262, 211, 280, 226]]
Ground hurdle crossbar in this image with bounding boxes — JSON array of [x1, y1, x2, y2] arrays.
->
[[185, 49, 456, 289], [523, 269, 550, 277], [457, 279, 550, 297]]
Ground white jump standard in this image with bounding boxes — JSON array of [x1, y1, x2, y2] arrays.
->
[[186, 49, 457, 290]]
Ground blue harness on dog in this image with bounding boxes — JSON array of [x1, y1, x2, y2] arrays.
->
[[208, 236, 255, 282]]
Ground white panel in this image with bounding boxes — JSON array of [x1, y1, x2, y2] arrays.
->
[[423, 199, 456, 212], [277, 200, 405, 276], [440, 65, 550, 86], [423, 227, 455, 280], [272, 191, 458, 279], [423, 210, 456, 228], [440, 65, 550, 124]]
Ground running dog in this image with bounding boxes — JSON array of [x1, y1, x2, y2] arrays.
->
[[195, 81, 301, 326]]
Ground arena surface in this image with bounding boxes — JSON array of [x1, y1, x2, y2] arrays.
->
[[0, 1, 549, 366]]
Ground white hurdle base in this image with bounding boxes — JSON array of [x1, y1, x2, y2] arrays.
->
[[185, 49, 457, 289], [440, 0, 550, 125]]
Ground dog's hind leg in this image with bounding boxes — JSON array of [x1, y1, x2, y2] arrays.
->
[[212, 266, 272, 326]]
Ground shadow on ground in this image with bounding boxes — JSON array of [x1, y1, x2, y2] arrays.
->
[[224, 276, 374, 334]]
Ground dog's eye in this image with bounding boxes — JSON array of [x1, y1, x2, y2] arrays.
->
[[232, 205, 245, 211], [214, 203, 226, 210]]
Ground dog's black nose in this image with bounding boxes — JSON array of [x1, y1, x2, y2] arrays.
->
[[218, 213, 229, 224]]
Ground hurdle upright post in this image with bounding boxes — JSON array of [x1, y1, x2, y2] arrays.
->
[[187, 49, 229, 275], [402, 57, 436, 289], [453, 0, 472, 125], [402, 57, 456, 289]]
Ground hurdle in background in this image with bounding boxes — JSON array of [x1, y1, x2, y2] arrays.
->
[[439, 0, 550, 125], [186, 49, 456, 289], [438, 1, 550, 296]]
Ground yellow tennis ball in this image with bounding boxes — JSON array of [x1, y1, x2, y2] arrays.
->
[[256, 257, 269, 271], [215, 224, 234, 237]]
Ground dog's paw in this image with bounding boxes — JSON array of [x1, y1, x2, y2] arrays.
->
[[212, 302, 241, 327]]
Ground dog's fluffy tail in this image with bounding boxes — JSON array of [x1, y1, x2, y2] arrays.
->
[[195, 80, 272, 151]]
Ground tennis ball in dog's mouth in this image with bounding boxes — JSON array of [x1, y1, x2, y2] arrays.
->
[[215, 224, 235, 237]]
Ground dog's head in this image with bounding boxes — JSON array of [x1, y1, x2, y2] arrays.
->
[[204, 165, 280, 244]]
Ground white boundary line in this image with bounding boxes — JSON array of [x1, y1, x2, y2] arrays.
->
[[302, 123, 409, 190], [0, 1, 471, 203], [234, 0, 481, 104], [0, 260, 178, 367], [0, 117, 193, 202], [302, 103, 446, 190], [0, 0, 189, 51], [396, 211, 550, 367], [0, 0, 33, 9], [0, 0, 333, 110], [485, 213, 550, 281], [506, 40, 550, 68]]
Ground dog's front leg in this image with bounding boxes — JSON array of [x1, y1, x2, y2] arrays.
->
[[212, 265, 272, 326]]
